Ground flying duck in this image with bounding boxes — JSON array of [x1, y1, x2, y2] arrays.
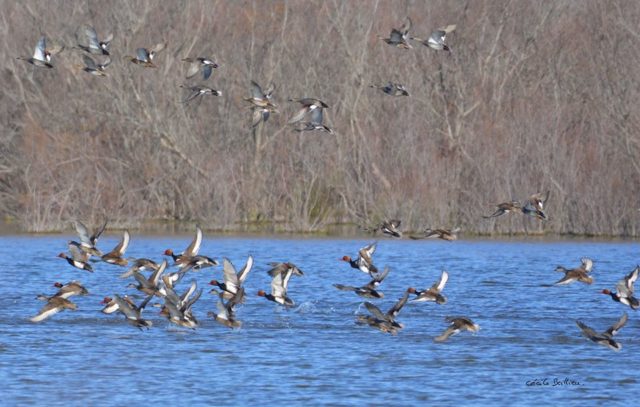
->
[[554, 258, 594, 285], [434, 316, 480, 342], [408, 270, 448, 304]]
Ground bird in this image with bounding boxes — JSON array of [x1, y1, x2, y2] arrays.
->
[[209, 256, 253, 301], [267, 262, 304, 278], [130, 260, 167, 297], [408, 270, 449, 304], [58, 243, 93, 272], [434, 316, 480, 342], [411, 227, 460, 241], [36, 281, 88, 301], [208, 287, 244, 329], [80, 54, 111, 76], [180, 255, 219, 272], [521, 192, 549, 220], [101, 230, 130, 266], [258, 264, 300, 307], [483, 201, 521, 219], [76, 24, 113, 55], [164, 226, 203, 267], [379, 18, 413, 49], [554, 258, 594, 285], [106, 295, 153, 330], [294, 107, 334, 134], [340, 242, 379, 276], [120, 258, 160, 279], [367, 220, 402, 238], [73, 219, 107, 256], [250, 105, 278, 128], [356, 290, 410, 335], [182, 56, 219, 80], [245, 80, 276, 108], [576, 313, 628, 351], [411, 25, 456, 51], [288, 98, 329, 124], [126, 43, 166, 67], [161, 280, 202, 328], [17, 36, 63, 68], [334, 266, 390, 299], [602, 266, 639, 310], [180, 85, 222, 104], [370, 82, 409, 96], [30, 297, 77, 322]]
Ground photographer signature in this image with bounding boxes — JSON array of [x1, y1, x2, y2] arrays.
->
[[526, 377, 582, 387]]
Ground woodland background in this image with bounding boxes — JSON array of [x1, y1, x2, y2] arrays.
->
[[1, 0, 639, 236]]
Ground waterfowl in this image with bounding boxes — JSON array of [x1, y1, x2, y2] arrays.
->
[[245, 80, 276, 108], [161, 281, 202, 328], [258, 265, 298, 307], [30, 297, 77, 322], [602, 266, 639, 309], [267, 262, 304, 277], [126, 43, 166, 67], [120, 258, 159, 279], [379, 18, 413, 49], [180, 85, 222, 104], [163, 226, 203, 267], [334, 266, 390, 299], [295, 107, 334, 134], [131, 260, 167, 297], [58, 243, 93, 272], [408, 270, 448, 304], [288, 98, 329, 124], [101, 230, 130, 266], [554, 258, 594, 285], [81, 54, 111, 76], [369, 219, 402, 238], [182, 56, 219, 80], [250, 105, 278, 128], [209, 256, 253, 301], [357, 290, 410, 334], [108, 294, 153, 330], [340, 242, 379, 276], [576, 313, 628, 351], [483, 201, 521, 219], [434, 316, 480, 342], [522, 191, 549, 220], [208, 287, 244, 329], [17, 36, 63, 68], [411, 24, 456, 51], [37, 281, 88, 301], [413, 227, 460, 241], [180, 255, 219, 272], [370, 82, 409, 96], [74, 219, 107, 256], [76, 24, 113, 55]]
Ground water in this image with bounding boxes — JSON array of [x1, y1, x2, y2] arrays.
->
[[0, 235, 638, 406]]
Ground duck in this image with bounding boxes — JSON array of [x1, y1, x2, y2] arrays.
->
[[294, 107, 334, 134], [434, 316, 480, 342], [250, 105, 278, 128], [258, 265, 299, 307], [521, 197, 548, 220], [80, 54, 111, 76], [73, 219, 107, 256], [163, 226, 203, 267], [58, 243, 93, 272], [106, 295, 153, 330], [101, 230, 130, 266], [369, 219, 402, 238], [180, 255, 219, 272], [76, 24, 113, 55], [180, 85, 222, 104], [208, 287, 244, 329], [126, 43, 166, 67], [602, 266, 639, 309], [356, 290, 410, 334], [267, 262, 304, 277], [408, 270, 448, 304], [245, 80, 276, 108], [340, 242, 378, 276], [334, 266, 390, 299], [161, 280, 202, 328], [130, 260, 167, 297], [30, 297, 77, 322], [483, 201, 521, 219], [288, 98, 329, 124], [120, 258, 160, 279], [412, 227, 460, 241], [411, 25, 456, 51], [18, 36, 63, 68], [182, 56, 219, 80], [554, 258, 594, 285], [37, 281, 88, 301], [379, 18, 413, 49], [209, 256, 253, 301], [370, 82, 409, 96], [576, 313, 628, 351]]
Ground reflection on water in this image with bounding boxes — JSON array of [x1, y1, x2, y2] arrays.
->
[[0, 235, 638, 405]]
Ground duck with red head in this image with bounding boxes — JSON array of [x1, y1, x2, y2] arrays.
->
[[602, 266, 639, 310], [58, 247, 93, 272]]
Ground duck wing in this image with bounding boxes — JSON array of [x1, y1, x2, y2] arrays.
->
[[183, 226, 203, 257], [431, 270, 449, 292], [237, 255, 253, 284], [364, 302, 388, 321], [222, 258, 240, 292], [604, 313, 628, 337]]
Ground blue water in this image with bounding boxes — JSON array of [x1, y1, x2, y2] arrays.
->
[[0, 235, 638, 406]]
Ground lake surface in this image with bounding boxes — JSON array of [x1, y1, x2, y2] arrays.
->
[[0, 234, 638, 406]]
